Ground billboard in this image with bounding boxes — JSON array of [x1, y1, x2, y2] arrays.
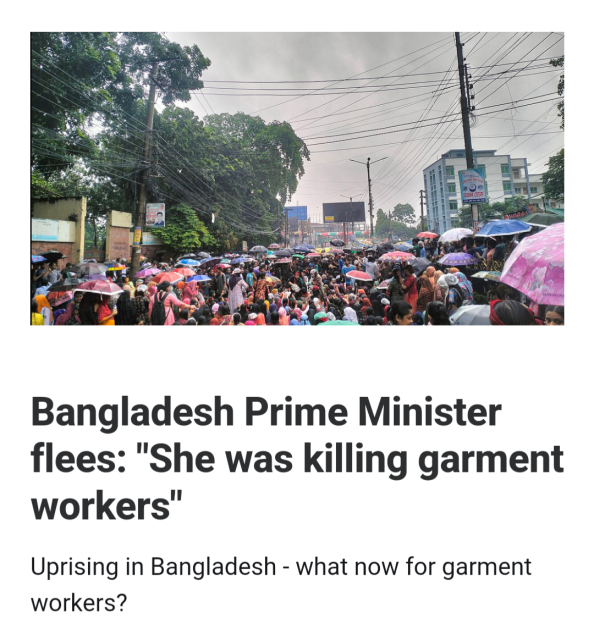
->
[[146, 203, 166, 228], [323, 201, 365, 223], [459, 169, 486, 204], [284, 206, 308, 221]]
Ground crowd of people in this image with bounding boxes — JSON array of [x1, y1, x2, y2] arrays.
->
[[31, 234, 564, 327]]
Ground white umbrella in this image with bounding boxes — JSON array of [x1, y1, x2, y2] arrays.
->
[[439, 228, 473, 243]]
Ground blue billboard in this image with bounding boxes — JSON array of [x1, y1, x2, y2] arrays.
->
[[284, 206, 308, 220]]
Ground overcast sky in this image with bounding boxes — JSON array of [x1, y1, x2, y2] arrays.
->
[[166, 32, 564, 223]]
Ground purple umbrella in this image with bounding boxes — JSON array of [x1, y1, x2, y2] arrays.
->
[[136, 267, 161, 278], [438, 252, 479, 267], [500, 222, 564, 305]]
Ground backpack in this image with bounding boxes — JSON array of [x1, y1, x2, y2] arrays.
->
[[151, 292, 169, 325]]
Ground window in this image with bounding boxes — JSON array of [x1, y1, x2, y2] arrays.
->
[[446, 165, 455, 177], [449, 201, 458, 211], [501, 164, 510, 175], [503, 183, 512, 193], [448, 184, 456, 193], [515, 187, 522, 195], [530, 186, 538, 194]]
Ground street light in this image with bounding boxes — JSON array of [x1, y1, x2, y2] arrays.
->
[[340, 193, 363, 245]]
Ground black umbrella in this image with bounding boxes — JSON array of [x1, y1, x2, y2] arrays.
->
[[274, 249, 293, 258], [41, 250, 67, 262], [180, 253, 197, 259], [48, 277, 86, 292], [330, 239, 345, 247], [249, 245, 267, 253], [378, 242, 394, 253], [197, 251, 211, 259], [292, 245, 310, 254], [410, 257, 431, 275]]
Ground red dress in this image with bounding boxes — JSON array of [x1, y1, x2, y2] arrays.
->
[[403, 275, 418, 314]]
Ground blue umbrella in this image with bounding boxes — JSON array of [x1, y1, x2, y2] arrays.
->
[[476, 219, 531, 237], [395, 242, 412, 251], [179, 258, 200, 266], [32, 255, 47, 263], [230, 258, 246, 264], [187, 274, 212, 283]]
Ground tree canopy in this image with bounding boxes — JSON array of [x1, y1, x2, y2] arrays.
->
[[455, 196, 529, 228], [31, 32, 309, 252], [542, 149, 564, 203]]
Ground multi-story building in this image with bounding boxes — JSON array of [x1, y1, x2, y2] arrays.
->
[[422, 149, 547, 234]]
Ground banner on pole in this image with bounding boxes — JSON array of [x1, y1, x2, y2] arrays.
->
[[133, 227, 142, 245], [459, 169, 486, 204], [146, 203, 165, 228]]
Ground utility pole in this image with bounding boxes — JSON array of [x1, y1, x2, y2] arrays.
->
[[455, 32, 479, 228], [350, 157, 387, 241], [420, 190, 426, 231], [340, 193, 363, 247], [131, 61, 159, 278]]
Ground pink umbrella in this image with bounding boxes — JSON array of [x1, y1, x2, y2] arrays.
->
[[344, 270, 372, 281], [500, 223, 564, 305], [47, 291, 74, 307], [153, 271, 184, 285], [173, 267, 195, 277], [74, 280, 123, 295], [416, 231, 439, 239], [380, 251, 415, 262]]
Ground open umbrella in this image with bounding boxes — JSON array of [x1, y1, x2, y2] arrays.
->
[[249, 245, 267, 253], [292, 245, 310, 254], [471, 271, 501, 282], [136, 267, 161, 278], [344, 270, 372, 282], [48, 277, 86, 293], [32, 255, 47, 263], [274, 249, 292, 258], [439, 228, 473, 243], [70, 262, 108, 276], [47, 291, 74, 307], [410, 257, 432, 275], [265, 275, 281, 284], [476, 219, 531, 237], [450, 305, 490, 326], [199, 257, 221, 269], [268, 243, 280, 249], [178, 258, 200, 266], [230, 258, 247, 265], [180, 253, 197, 259], [380, 251, 415, 262], [272, 258, 292, 265], [187, 274, 212, 283], [377, 242, 394, 253], [292, 254, 305, 259], [377, 279, 392, 290], [153, 272, 184, 285], [173, 267, 196, 278], [521, 212, 563, 227], [416, 231, 439, 239], [500, 222, 564, 305], [306, 252, 322, 259], [319, 320, 359, 326], [41, 250, 67, 262], [74, 280, 123, 295], [86, 274, 110, 281], [330, 239, 345, 247], [197, 252, 211, 259], [394, 243, 412, 251], [214, 262, 231, 269], [438, 252, 479, 267]]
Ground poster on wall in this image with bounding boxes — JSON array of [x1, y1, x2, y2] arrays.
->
[[146, 203, 165, 228], [459, 168, 486, 204]]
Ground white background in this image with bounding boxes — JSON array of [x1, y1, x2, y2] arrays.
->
[[3, 4, 592, 638]]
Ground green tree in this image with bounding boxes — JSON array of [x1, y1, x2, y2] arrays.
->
[[150, 204, 213, 253], [392, 203, 415, 226], [542, 149, 564, 203], [456, 196, 529, 228], [550, 56, 564, 130]]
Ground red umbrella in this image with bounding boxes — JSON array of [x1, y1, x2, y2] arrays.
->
[[344, 270, 372, 281], [416, 231, 438, 239], [153, 271, 184, 285], [306, 252, 322, 258], [214, 262, 231, 269], [380, 251, 415, 262], [74, 280, 123, 295], [272, 258, 292, 264], [173, 267, 195, 277]]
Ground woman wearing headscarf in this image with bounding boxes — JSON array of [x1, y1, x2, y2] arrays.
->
[[444, 273, 465, 316], [55, 291, 84, 325], [115, 289, 137, 325], [402, 265, 418, 314], [35, 294, 53, 325], [97, 296, 117, 325], [149, 281, 192, 326], [454, 271, 474, 305], [278, 306, 289, 325], [343, 306, 358, 323], [434, 271, 446, 303], [132, 285, 150, 325], [416, 270, 435, 313], [266, 303, 278, 325], [31, 300, 44, 325], [490, 299, 541, 325], [228, 269, 248, 313]]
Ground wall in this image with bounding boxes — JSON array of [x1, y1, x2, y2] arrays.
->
[[30, 241, 74, 270], [105, 210, 132, 261], [32, 197, 86, 264]]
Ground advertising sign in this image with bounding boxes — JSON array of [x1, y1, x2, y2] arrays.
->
[[323, 201, 365, 223], [146, 203, 165, 228], [133, 227, 142, 245], [242, 241, 248, 252], [459, 169, 486, 204]]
